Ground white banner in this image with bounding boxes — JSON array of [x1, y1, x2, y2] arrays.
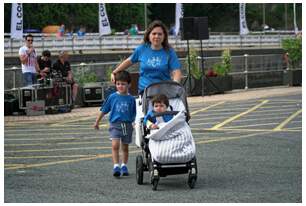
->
[[293, 3, 298, 34], [239, 3, 249, 36], [175, 3, 183, 36], [99, 3, 111, 36], [10, 3, 23, 39]]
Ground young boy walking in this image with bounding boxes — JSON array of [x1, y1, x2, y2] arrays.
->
[[94, 71, 136, 177]]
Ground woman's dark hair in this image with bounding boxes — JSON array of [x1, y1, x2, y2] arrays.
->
[[115, 70, 131, 84], [143, 20, 170, 50], [152, 94, 169, 107], [42, 50, 51, 57]]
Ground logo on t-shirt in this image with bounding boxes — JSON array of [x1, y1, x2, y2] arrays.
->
[[115, 102, 130, 113], [147, 56, 161, 68]]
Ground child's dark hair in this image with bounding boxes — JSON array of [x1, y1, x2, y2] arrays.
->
[[152, 94, 169, 107], [115, 71, 131, 84]]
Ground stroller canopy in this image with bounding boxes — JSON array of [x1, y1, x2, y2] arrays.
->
[[142, 81, 190, 120]]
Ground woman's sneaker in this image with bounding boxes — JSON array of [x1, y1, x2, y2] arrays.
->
[[121, 165, 129, 176], [113, 166, 121, 177]]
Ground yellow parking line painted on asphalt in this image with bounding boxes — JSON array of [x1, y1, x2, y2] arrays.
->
[[191, 127, 302, 133], [222, 122, 279, 129], [195, 131, 273, 144], [231, 116, 291, 123], [248, 108, 300, 114], [49, 115, 97, 127], [260, 105, 300, 109], [5, 140, 110, 147], [4, 164, 25, 167], [5, 150, 141, 170], [263, 99, 301, 103], [5, 145, 138, 153], [273, 109, 302, 131], [4, 136, 101, 142], [190, 101, 226, 116], [5, 124, 108, 132], [242, 111, 297, 118], [213, 128, 302, 132], [209, 100, 269, 130], [5, 155, 98, 159], [5, 131, 103, 137], [287, 127, 302, 130]]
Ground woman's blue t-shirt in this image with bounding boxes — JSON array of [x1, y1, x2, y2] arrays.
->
[[100, 92, 136, 123], [129, 43, 181, 92]]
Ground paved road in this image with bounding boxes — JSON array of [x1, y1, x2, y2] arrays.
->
[[4, 94, 302, 202]]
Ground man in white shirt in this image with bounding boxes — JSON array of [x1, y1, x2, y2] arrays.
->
[[19, 34, 40, 86]]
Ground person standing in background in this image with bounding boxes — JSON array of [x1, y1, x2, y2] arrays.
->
[[19, 34, 40, 86]]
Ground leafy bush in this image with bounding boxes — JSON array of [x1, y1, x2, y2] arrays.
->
[[212, 48, 232, 76], [73, 64, 98, 86], [282, 37, 302, 69]]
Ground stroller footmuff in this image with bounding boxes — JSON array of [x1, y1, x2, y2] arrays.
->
[[135, 81, 198, 190]]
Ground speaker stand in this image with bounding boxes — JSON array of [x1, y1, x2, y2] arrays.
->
[[182, 39, 192, 95], [199, 39, 222, 95]]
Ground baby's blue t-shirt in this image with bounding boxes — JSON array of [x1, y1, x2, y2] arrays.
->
[[100, 92, 136, 123], [129, 43, 181, 92]]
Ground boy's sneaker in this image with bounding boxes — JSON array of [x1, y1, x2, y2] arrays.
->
[[121, 165, 129, 176], [113, 166, 121, 177]]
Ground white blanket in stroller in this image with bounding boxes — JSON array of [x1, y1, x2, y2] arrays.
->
[[147, 111, 196, 164]]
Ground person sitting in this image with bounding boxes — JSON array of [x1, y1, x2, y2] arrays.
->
[[37, 50, 52, 81], [143, 94, 174, 130], [52, 51, 79, 105]]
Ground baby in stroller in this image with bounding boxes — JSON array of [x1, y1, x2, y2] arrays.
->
[[136, 81, 197, 190], [143, 94, 174, 130]]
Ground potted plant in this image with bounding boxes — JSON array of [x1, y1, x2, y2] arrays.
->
[[282, 36, 302, 86], [184, 47, 203, 96], [204, 48, 233, 94]]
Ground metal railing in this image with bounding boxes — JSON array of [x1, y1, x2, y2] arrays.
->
[[4, 53, 287, 91], [199, 54, 287, 89], [4, 33, 295, 56]]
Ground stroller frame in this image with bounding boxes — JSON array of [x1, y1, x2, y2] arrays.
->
[[135, 81, 198, 190]]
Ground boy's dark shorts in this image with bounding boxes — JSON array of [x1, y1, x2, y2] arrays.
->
[[109, 122, 133, 144]]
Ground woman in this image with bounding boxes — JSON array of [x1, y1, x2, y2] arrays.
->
[[111, 20, 182, 94]]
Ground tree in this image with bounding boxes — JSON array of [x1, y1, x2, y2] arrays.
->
[[106, 4, 145, 32], [148, 4, 175, 28]]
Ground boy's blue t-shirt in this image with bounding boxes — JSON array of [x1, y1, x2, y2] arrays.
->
[[129, 43, 181, 92], [100, 92, 136, 123]]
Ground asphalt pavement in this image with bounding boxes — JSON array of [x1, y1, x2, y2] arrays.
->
[[4, 86, 302, 203]]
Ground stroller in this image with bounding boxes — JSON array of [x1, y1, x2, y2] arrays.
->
[[135, 81, 197, 190]]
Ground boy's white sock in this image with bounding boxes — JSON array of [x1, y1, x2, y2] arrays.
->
[[113, 163, 120, 168], [121, 163, 126, 167]]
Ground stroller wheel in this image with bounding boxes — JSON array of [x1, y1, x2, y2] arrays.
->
[[152, 178, 159, 191], [187, 174, 197, 189], [136, 155, 144, 185], [151, 168, 159, 191], [188, 158, 198, 189]]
